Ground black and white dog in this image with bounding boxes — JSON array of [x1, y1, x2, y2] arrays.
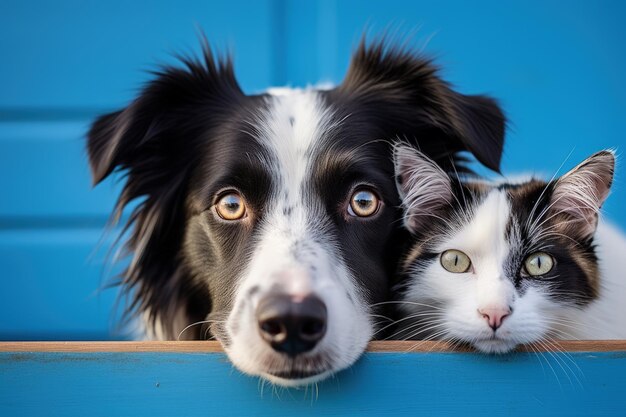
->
[[87, 39, 505, 385]]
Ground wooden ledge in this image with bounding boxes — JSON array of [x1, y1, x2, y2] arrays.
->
[[0, 340, 625, 353]]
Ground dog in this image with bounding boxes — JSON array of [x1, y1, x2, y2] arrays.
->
[[87, 38, 506, 386]]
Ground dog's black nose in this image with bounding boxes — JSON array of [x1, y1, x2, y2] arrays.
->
[[256, 294, 327, 357]]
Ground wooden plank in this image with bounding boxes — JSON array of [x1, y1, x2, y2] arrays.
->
[[1, 348, 626, 416], [0, 341, 224, 353], [369, 340, 626, 353], [1, 340, 625, 353]]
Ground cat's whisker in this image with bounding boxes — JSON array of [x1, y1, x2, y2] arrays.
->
[[369, 300, 444, 310], [544, 317, 590, 330], [397, 329, 442, 344], [545, 327, 583, 341], [399, 319, 447, 335], [438, 333, 468, 352], [532, 201, 599, 234], [373, 315, 436, 339], [526, 342, 549, 376], [448, 164, 475, 225], [540, 338, 581, 383], [529, 209, 596, 247], [527, 197, 565, 236], [385, 318, 447, 341], [425, 336, 452, 353], [543, 321, 589, 334], [525, 148, 575, 233], [372, 313, 444, 338], [396, 318, 447, 338], [533, 339, 566, 389], [368, 313, 395, 323], [537, 337, 584, 388], [404, 329, 452, 352]]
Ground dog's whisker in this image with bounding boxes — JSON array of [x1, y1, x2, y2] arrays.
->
[[177, 320, 225, 341]]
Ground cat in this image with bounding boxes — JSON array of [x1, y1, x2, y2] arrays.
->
[[392, 144, 626, 353]]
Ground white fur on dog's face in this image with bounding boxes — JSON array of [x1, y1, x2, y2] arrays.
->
[[222, 90, 372, 385]]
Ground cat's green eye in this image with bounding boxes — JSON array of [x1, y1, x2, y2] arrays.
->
[[440, 250, 472, 273], [523, 252, 555, 276]]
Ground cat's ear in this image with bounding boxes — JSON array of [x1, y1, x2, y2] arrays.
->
[[393, 143, 453, 233], [550, 150, 615, 239]]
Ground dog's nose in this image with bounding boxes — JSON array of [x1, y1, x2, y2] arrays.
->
[[478, 306, 512, 330], [256, 294, 327, 357]]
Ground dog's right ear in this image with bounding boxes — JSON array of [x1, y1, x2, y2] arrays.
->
[[87, 107, 140, 185], [87, 45, 242, 187]]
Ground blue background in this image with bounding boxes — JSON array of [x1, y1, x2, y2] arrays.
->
[[1, 0, 624, 340]]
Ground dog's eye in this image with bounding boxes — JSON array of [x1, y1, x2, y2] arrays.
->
[[440, 250, 472, 273], [215, 192, 246, 220], [348, 189, 380, 217], [523, 252, 554, 276]]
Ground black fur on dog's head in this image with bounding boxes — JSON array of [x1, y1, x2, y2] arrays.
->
[[88, 37, 505, 385]]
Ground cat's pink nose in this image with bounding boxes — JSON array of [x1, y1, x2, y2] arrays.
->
[[478, 307, 511, 330]]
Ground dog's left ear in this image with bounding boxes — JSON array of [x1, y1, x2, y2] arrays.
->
[[338, 39, 506, 172], [87, 51, 242, 187]]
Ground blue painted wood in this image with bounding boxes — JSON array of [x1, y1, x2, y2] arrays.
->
[[0, 121, 121, 218], [1, 350, 626, 416], [1, 0, 625, 340], [0, 0, 278, 339], [0, 0, 276, 109], [288, 0, 626, 227], [0, 229, 125, 340]]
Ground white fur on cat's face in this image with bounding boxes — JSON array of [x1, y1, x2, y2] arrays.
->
[[393, 144, 615, 353], [400, 189, 557, 353]]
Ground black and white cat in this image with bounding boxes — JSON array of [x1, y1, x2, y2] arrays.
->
[[393, 144, 626, 353]]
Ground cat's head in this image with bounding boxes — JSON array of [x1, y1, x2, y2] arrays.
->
[[393, 144, 615, 353]]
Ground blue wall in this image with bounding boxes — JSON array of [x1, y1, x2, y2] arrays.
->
[[1, 0, 625, 339]]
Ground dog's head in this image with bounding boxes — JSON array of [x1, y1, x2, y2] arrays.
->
[[87, 39, 505, 385]]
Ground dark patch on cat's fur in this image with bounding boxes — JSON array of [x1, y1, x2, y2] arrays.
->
[[398, 178, 599, 305], [506, 181, 599, 301]]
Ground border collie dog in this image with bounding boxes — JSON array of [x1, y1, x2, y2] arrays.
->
[[87, 39, 505, 385]]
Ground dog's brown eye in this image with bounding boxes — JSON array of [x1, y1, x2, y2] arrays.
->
[[215, 192, 246, 220], [348, 189, 380, 217]]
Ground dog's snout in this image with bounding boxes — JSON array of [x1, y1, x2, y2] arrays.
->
[[256, 294, 327, 357]]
